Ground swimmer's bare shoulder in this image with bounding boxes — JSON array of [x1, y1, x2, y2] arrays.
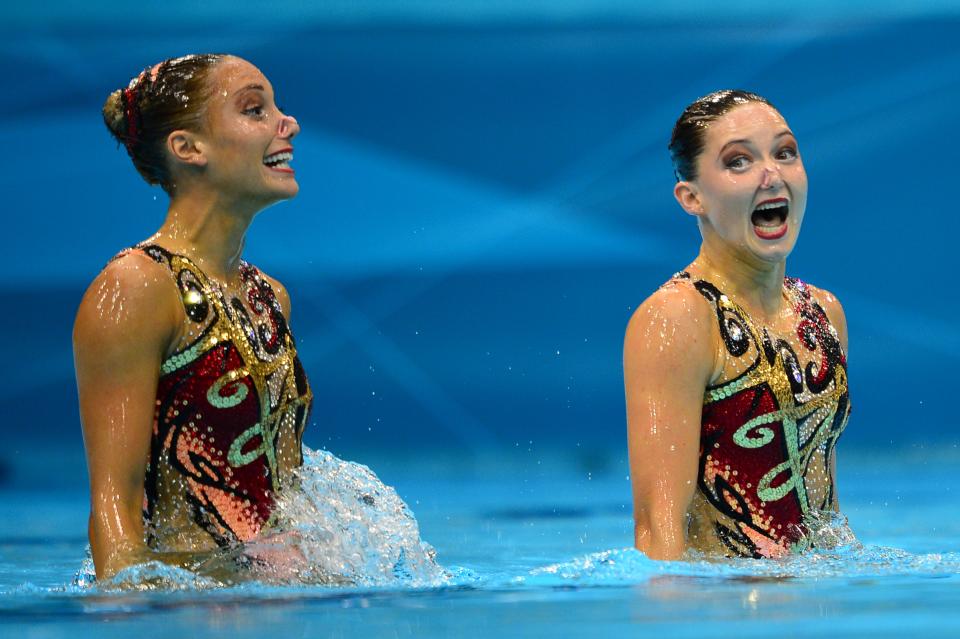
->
[[74, 251, 180, 361], [624, 277, 719, 380]]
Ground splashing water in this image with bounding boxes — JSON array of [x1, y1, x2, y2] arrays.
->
[[75, 558, 222, 592], [73, 447, 454, 591], [268, 447, 449, 587], [791, 508, 863, 552], [522, 511, 960, 587], [62, 465, 958, 593]]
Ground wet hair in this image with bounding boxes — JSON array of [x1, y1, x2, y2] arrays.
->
[[102, 54, 226, 194], [668, 89, 775, 182]]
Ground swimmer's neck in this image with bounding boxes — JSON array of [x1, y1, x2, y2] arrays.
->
[[691, 241, 787, 320], [150, 189, 261, 283]]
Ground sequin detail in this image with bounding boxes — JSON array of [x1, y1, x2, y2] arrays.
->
[[116, 244, 313, 550], [678, 273, 850, 558]]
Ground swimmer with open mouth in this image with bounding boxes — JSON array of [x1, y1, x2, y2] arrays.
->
[[624, 90, 851, 561]]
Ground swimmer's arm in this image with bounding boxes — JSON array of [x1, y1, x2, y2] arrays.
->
[[74, 255, 190, 579], [624, 286, 715, 560]]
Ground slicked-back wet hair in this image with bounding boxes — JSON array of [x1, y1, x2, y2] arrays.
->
[[668, 89, 775, 182], [102, 54, 226, 194]]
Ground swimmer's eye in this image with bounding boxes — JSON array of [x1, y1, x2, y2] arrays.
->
[[242, 104, 266, 119], [724, 155, 751, 171], [776, 146, 799, 161]]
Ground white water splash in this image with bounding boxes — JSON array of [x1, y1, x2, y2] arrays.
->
[[72, 447, 453, 591], [268, 447, 449, 587], [792, 509, 863, 553], [523, 512, 960, 586]]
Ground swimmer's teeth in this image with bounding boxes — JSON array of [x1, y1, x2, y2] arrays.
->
[[263, 151, 293, 167], [752, 202, 789, 227], [755, 200, 787, 211]]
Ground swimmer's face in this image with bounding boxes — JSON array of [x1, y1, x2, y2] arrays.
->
[[196, 57, 300, 207], [675, 102, 807, 264]]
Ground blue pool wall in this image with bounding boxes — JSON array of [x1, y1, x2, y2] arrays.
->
[[2, 3, 959, 488]]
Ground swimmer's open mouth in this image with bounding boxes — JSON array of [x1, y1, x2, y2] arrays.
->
[[751, 198, 789, 239], [263, 149, 294, 173]]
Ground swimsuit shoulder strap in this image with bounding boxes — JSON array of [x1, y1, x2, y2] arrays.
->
[[124, 242, 215, 325], [672, 271, 761, 360]]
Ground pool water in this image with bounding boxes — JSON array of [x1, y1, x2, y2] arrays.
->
[[1, 448, 958, 638]]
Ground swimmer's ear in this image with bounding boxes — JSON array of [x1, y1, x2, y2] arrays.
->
[[674, 181, 704, 217], [166, 130, 207, 168]]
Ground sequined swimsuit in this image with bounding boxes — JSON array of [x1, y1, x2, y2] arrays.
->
[[122, 244, 313, 551], [676, 272, 850, 558]]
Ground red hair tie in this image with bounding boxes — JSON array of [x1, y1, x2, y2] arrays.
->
[[122, 85, 140, 151]]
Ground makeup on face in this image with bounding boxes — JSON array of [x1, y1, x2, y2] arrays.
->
[[752, 197, 789, 240], [204, 59, 301, 201], [695, 103, 807, 260]]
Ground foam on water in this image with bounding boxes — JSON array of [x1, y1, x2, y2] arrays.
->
[[268, 447, 451, 587], [521, 511, 960, 587], [68, 448, 458, 592], [28, 455, 960, 595], [519, 546, 960, 587]]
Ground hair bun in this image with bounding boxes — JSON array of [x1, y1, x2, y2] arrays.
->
[[102, 88, 127, 142], [104, 54, 225, 193]]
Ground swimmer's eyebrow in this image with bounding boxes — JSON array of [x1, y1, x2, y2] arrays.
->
[[718, 129, 795, 155], [233, 83, 265, 96]]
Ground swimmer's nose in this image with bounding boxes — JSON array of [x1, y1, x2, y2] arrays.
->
[[760, 164, 783, 189], [277, 114, 299, 139]]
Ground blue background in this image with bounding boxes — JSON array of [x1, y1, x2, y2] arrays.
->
[[2, 1, 958, 489]]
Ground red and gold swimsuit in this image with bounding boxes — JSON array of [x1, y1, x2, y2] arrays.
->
[[678, 272, 850, 558], [124, 244, 313, 551]]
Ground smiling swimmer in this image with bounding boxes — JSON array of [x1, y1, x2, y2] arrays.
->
[[75, 55, 311, 580]]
